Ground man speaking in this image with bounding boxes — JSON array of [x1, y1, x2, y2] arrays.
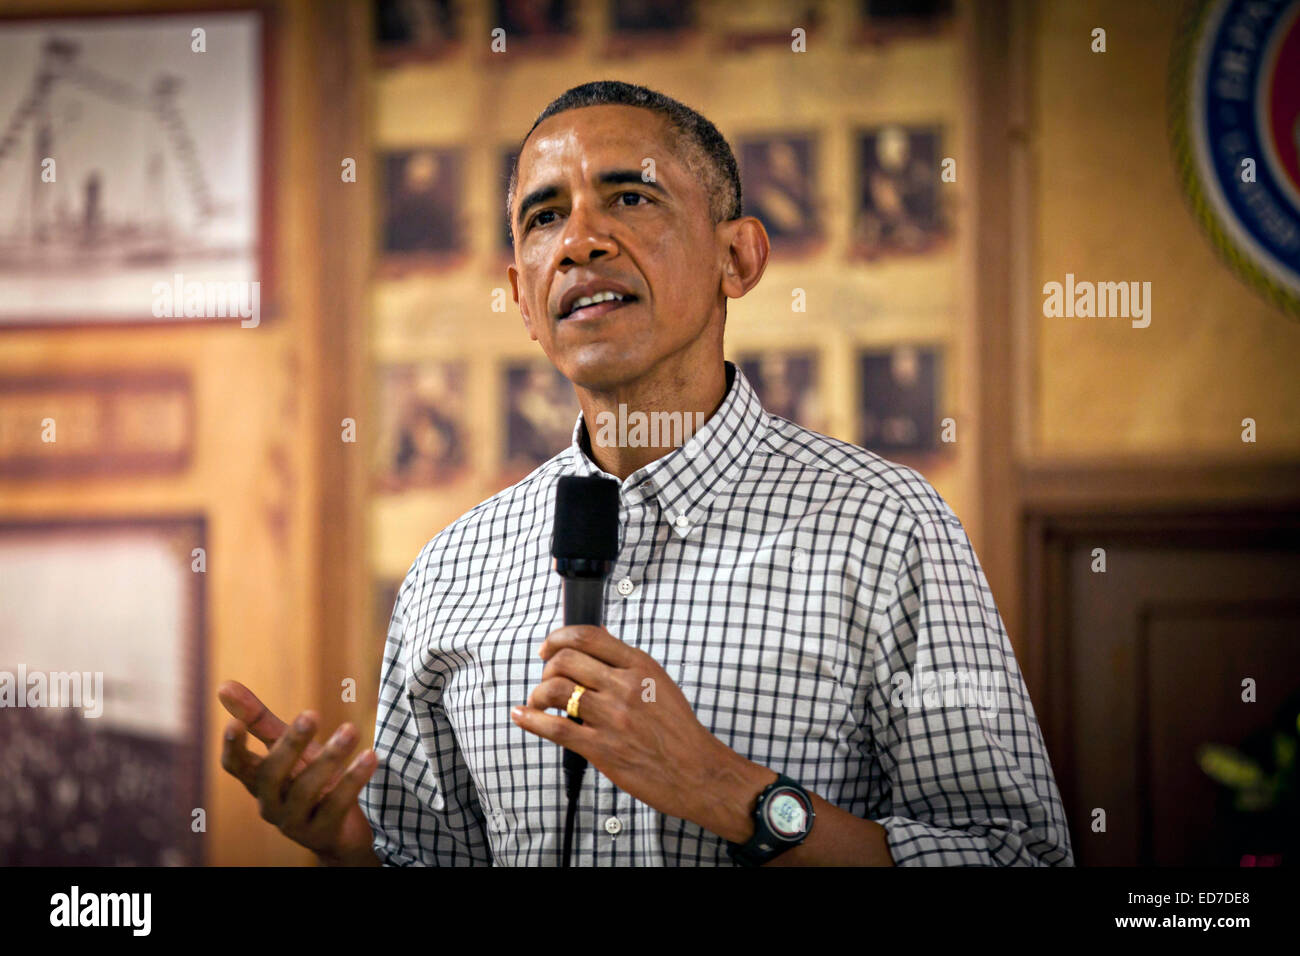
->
[[218, 80, 1073, 867]]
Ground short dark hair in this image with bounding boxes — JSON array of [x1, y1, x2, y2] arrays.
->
[[506, 80, 743, 245]]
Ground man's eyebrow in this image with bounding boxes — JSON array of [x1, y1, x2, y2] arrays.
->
[[516, 185, 558, 231], [596, 169, 670, 196], [515, 170, 671, 229]]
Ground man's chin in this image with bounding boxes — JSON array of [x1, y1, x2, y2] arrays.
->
[[554, 351, 650, 393]]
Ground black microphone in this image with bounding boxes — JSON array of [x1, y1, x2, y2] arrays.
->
[[551, 474, 620, 867]]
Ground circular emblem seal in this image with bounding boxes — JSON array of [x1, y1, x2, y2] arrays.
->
[[1170, 0, 1300, 316]]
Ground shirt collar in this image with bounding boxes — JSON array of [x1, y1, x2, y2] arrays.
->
[[564, 360, 767, 537]]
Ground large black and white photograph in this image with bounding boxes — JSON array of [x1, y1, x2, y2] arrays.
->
[[0, 11, 266, 325], [0, 518, 205, 866]]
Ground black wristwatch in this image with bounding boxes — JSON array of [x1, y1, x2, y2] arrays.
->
[[726, 773, 815, 866]]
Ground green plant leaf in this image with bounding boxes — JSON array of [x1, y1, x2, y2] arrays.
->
[[1198, 744, 1264, 790]]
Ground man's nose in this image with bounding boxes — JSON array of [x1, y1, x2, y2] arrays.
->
[[558, 200, 618, 267]]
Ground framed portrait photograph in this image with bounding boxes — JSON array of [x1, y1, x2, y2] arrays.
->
[[737, 134, 822, 253], [491, 0, 578, 57], [0, 8, 273, 328], [853, 124, 949, 260], [0, 516, 206, 866], [377, 146, 467, 272], [373, 0, 459, 66], [371, 360, 471, 492], [859, 0, 954, 43], [714, 0, 819, 52], [605, 0, 695, 55], [735, 350, 825, 433], [502, 360, 578, 481], [857, 345, 942, 455]]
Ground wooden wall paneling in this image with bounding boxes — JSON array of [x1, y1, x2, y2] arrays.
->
[[1026, 505, 1300, 865], [307, 0, 374, 806], [967, 0, 1024, 658]]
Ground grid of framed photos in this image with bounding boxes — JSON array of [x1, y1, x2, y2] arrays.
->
[[368, 0, 963, 582]]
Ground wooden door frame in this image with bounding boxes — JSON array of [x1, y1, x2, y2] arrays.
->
[[308, 0, 373, 748], [1021, 494, 1300, 860]]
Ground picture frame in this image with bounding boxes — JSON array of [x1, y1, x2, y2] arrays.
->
[[852, 124, 949, 260], [373, 0, 460, 66], [737, 133, 822, 254], [0, 5, 277, 329], [857, 345, 943, 456], [0, 515, 207, 865], [371, 360, 471, 491], [376, 146, 469, 274], [501, 359, 578, 482]]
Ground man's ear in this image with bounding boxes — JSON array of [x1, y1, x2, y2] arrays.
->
[[719, 216, 770, 301], [508, 263, 539, 342]]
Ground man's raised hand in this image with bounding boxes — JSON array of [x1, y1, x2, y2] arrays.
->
[[217, 680, 382, 866]]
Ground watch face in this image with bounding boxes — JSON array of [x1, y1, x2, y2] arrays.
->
[[765, 789, 810, 839]]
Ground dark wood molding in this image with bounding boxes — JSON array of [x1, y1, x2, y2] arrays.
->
[[308, 0, 372, 742], [1022, 457, 1300, 512], [968, 0, 1023, 649]]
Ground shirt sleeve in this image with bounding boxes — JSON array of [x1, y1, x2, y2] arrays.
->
[[864, 509, 1074, 866], [360, 562, 493, 866]]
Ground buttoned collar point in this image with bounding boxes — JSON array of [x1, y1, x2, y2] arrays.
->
[[564, 361, 767, 537]]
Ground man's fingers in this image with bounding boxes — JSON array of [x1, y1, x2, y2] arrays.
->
[[526, 676, 606, 723], [217, 680, 285, 742], [312, 749, 379, 832], [540, 647, 618, 692], [282, 723, 361, 822], [219, 720, 262, 794], [510, 704, 596, 753], [254, 711, 318, 817], [539, 625, 637, 668], [217, 680, 324, 761]]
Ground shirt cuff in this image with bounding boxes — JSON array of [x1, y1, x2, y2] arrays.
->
[[874, 815, 1068, 866]]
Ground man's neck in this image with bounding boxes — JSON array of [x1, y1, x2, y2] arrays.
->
[[576, 359, 730, 480]]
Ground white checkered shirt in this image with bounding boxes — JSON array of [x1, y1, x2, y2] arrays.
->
[[361, 361, 1074, 866]]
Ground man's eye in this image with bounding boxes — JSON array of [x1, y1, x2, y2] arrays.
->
[[617, 192, 648, 206], [531, 210, 557, 229]]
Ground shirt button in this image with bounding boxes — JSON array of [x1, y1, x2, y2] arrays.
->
[[791, 548, 809, 571], [604, 816, 622, 836], [616, 577, 635, 596], [674, 514, 690, 531]]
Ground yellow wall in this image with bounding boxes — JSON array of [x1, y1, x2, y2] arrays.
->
[[1030, 0, 1300, 460]]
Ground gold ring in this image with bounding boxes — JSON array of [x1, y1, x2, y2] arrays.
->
[[566, 684, 586, 719]]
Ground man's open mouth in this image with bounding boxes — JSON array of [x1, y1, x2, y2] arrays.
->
[[559, 291, 637, 320]]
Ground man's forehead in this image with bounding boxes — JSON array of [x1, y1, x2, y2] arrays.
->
[[517, 105, 678, 184]]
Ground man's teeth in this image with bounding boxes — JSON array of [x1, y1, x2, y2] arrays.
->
[[569, 291, 626, 313]]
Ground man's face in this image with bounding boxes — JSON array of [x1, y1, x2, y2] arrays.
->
[[507, 105, 725, 393]]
